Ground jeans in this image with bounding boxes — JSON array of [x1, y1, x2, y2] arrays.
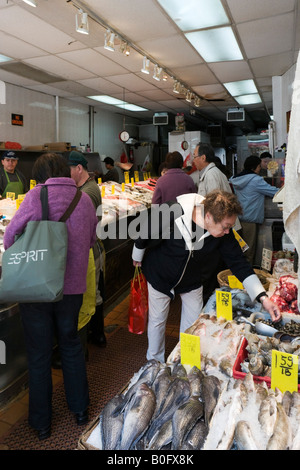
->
[[19, 294, 89, 430]]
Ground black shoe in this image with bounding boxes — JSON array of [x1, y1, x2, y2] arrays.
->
[[90, 334, 107, 348], [37, 426, 51, 440], [75, 410, 88, 426]]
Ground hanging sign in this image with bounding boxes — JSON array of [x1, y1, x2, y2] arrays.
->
[[11, 113, 23, 126]]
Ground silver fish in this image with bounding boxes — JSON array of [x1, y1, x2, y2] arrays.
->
[[171, 397, 204, 450], [147, 420, 173, 450], [216, 391, 243, 450], [235, 420, 259, 450], [118, 382, 156, 450], [100, 394, 124, 450], [202, 375, 221, 425], [266, 403, 292, 450], [187, 366, 204, 398], [258, 394, 277, 438], [282, 390, 293, 417], [151, 367, 173, 421], [180, 420, 208, 450], [171, 361, 187, 377]]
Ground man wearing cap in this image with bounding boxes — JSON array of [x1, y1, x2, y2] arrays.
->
[[0, 151, 28, 198], [68, 151, 106, 349], [101, 156, 120, 183]]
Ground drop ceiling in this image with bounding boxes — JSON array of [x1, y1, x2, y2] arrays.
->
[[0, 0, 299, 134]]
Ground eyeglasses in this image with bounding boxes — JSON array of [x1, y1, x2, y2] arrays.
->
[[220, 223, 234, 233]]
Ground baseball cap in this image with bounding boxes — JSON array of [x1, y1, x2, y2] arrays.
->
[[68, 151, 88, 168], [2, 151, 18, 160]]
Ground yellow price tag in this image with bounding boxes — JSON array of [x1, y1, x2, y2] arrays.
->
[[17, 194, 26, 201], [216, 290, 232, 321], [228, 275, 244, 289], [124, 172, 130, 184], [101, 186, 105, 198], [147, 172, 151, 179], [122, 183, 125, 192], [30, 179, 36, 189], [131, 178, 134, 188], [143, 173, 147, 181], [111, 184, 115, 195], [180, 333, 201, 370], [98, 178, 102, 184], [6, 192, 15, 200], [16, 199, 22, 210], [271, 350, 298, 393], [134, 171, 139, 182], [233, 229, 249, 253]]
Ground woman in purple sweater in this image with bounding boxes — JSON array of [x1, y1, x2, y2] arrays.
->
[[4, 153, 98, 440]]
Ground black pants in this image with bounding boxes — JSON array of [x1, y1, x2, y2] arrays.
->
[[19, 294, 89, 430]]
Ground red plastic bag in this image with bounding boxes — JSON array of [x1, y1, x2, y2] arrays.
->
[[128, 266, 148, 334]]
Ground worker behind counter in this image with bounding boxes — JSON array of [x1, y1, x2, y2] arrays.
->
[[99, 157, 120, 183], [0, 151, 28, 198]]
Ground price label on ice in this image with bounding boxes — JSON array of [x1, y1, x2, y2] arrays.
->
[[180, 333, 201, 370], [124, 172, 130, 184], [216, 290, 232, 321], [271, 350, 298, 393]]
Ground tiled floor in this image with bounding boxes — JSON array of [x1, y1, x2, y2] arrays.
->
[[0, 292, 180, 446]]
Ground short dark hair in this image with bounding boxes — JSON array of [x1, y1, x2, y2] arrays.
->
[[244, 155, 261, 172], [203, 190, 243, 223], [32, 153, 70, 183], [103, 157, 114, 166], [260, 151, 272, 160], [165, 151, 183, 169], [196, 143, 215, 162]]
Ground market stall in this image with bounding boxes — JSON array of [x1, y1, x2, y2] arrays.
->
[[78, 256, 300, 451]]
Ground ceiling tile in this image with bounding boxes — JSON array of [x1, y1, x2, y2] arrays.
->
[[172, 64, 218, 86], [24, 56, 96, 81], [209, 61, 253, 83], [250, 52, 294, 78], [226, 0, 295, 23], [106, 73, 158, 92], [57, 49, 128, 76]]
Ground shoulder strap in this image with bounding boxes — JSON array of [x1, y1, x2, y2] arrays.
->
[[40, 186, 82, 222], [59, 189, 82, 222]]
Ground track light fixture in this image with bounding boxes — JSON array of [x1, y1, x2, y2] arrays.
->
[[141, 56, 150, 74], [162, 72, 168, 81], [186, 91, 193, 102], [75, 10, 89, 35], [173, 80, 181, 94], [104, 30, 116, 51], [153, 65, 162, 81], [120, 41, 130, 56], [194, 97, 201, 107], [22, 0, 37, 6]]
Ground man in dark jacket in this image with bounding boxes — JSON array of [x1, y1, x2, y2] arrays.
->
[[132, 190, 281, 362]]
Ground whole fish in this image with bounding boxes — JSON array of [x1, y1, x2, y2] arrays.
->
[[147, 420, 173, 450], [282, 390, 293, 417], [258, 394, 277, 438], [99, 394, 124, 450], [266, 403, 292, 450], [216, 390, 243, 450], [187, 366, 204, 398], [171, 361, 187, 377], [235, 420, 259, 450], [202, 375, 221, 425], [180, 420, 208, 450], [145, 377, 191, 443], [118, 382, 156, 450], [171, 397, 204, 449], [151, 367, 173, 421]]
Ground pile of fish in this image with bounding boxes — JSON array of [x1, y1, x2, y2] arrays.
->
[[167, 313, 245, 378], [88, 359, 222, 450], [204, 287, 264, 318], [204, 372, 300, 450]]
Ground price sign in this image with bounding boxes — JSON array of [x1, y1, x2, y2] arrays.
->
[[101, 186, 105, 198], [216, 290, 232, 321], [124, 172, 130, 184], [111, 184, 115, 195], [180, 333, 201, 369], [271, 350, 298, 393], [16, 199, 22, 210], [121, 183, 125, 192], [17, 194, 26, 201], [143, 173, 147, 181], [30, 179, 36, 190], [6, 192, 15, 200], [261, 248, 272, 272], [228, 275, 244, 289], [131, 177, 134, 188], [147, 172, 151, 179], [97, 178, 102, 184], [134, 171, 139, 182]]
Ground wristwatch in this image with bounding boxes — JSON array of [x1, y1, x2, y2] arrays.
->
[[256, 292, 268, 303]]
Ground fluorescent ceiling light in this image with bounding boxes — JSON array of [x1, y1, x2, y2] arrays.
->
[[87, 95, 125, 105], [0, 54, 12, 63], [235, 94, 262, 105], [185, 27, 243, 62], [116, 104, 148, 112], [224, 79, 258, 96], [157, 0, 229, 31], [22, 0, 37, 6]]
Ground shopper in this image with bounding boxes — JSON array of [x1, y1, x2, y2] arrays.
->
[[152, 151, 196, 204], [132, 190, 281, 363], [3, 153, 98, 440], [0, 150, 28, 198], [230, 155, 278, 264], [68, 150, 106, 348], [100, 156, 120, 183]]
